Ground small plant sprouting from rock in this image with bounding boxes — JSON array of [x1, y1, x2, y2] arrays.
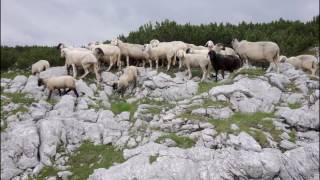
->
[[288, 129, 297, 143], [155, 133, 196, 149], [286, 82, 300, 93], [149, 154, 159, 164], [34, 166, 59, 180], [288, 102, 301, 109], [229, 68, 265, 79]]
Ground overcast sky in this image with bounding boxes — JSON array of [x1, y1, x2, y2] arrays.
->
[[1, 0, 319, 46]]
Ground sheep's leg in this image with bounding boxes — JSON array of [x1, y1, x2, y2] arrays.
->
[[266, 62, 273, 73], [215, 69, 218, 82], [72, 64, 77, 78], [73, 88, 79, 97], [166, 56, 172, 71], [149, 59, 153, 69], [201, 69, 207, 82], [79, 68, 90, 79], [58, 89, 62, 96], [275, 62, 280, 73], [222, 70, 225, 79], [188, 67, 192, 80], [47, 90, 52, 100], [107, 62, 114, 71], [126, 56, 130, 67], [93, 64, 101, 82]]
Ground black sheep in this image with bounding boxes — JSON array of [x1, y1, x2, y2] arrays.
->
[[208, 50, 242, 81]]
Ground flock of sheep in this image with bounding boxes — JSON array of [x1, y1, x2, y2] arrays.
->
[[31, 38, 319, 99]]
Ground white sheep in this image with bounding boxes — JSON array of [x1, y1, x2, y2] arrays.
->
[[61, 48, 101, 82], [88, 43, 122, 71], [111, 39, 148, 67], [186, 48, 209, 55], [112, 66, 138, 97], [149, 39, 188, 66], [32, 60, 50, 75], [212, 43, 236, 56], [232, 39, 280, 73], [176, 49, 212, 82], [281, 55, 319, 76], [186, 43, 208, 50], [142, 44, 176, 70], [38, 75, 79, 100]]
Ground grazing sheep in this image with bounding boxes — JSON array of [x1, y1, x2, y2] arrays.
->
[[142, 44, 176, 70], [112, 66, 138, 97], [38, 75, 79, 100], [213, 43, 237, 56], [111, 39, 147, 67], [281, 55, 319, 76], [208, 50, 242, 82], [176, 49, 212, 82], [61, 48, 101, 82], [232, 39, 280, 73], [88, 44, 122, 71], [32, 60, 50, 75]]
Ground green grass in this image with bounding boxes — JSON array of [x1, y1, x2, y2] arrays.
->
[[288, 129, 297, 143], [229, 68, 265, 79], [197, 81, 220, 94], [34, 166, 59, 180], [1, 70, 31, 79], [149, 154, 159, 164], [66, 141, 125, 180], [180, 111, 281, 148], [286, 82, 300, 93], [1, 92, 35, 131], [288, 102, 301, 109], [155, 133, 196, 149], [111, 100, 138, 120]]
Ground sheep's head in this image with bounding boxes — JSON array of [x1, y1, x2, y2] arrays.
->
[[205, 40, 214, 48], [111, 38, 122, 46], [94, 48, 104, 57], [279, 55, 287, 63], [60, 49, 67, 58], [142, 44, 151, 52], [57, 43, 65, 50], [38, 78, 44, 86], [231, 39, 239, 49], [208, 50, 217, 61], [112, 81, 118, 90], [150, 39, 160, 47], [186, 48, 192, 54]]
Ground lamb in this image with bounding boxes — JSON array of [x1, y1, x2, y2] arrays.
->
[[176, 49, 212, 82], [31, 60, 50, 75], [142, 44, 176, 70], [281, 55, 319, 76], [111, 38, 148, 67], [208, 50, 242, 82], [88, 43, 122, 71], [232, 39, 280, 73], [112, 66, 138, 97], [61, 48, 101, 82], [38, 75, 79, 100]]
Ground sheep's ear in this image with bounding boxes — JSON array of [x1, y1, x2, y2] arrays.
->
[[57, 43, 63, 50]]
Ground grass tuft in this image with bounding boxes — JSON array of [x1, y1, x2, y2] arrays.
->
[[288, 129, 297, 143], [229, 68, 265, 79], [155, 133, 195, 149], [149, 154, 159, 164], [288, 102, 301, 109]]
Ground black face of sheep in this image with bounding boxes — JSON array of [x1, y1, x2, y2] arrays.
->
[[38, 78, 44, 86], [95, 48, 104, 57], [186, 48, 191, 54]]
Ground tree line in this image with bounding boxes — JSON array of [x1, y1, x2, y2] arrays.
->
[[1, 16, 319, 71]]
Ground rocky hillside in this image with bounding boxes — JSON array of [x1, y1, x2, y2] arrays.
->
[[1, 63, 319, 180]]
